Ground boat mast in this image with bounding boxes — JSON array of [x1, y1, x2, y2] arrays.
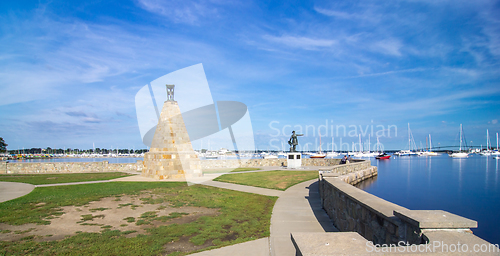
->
[[408, 123, 411, 151], [497, 133, 499, 151], [331, 137, 334, 153], [359, 134, 362, 153], [368, 135, 371, 153], [486, 130, 490, 151], [429, 134, 432, 152], [319, 134, 322, 154], [459, 124, 463, 152]]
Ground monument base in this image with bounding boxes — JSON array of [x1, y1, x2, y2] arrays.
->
[[142, 151, 202, 180], [287, 152, 302, 169]]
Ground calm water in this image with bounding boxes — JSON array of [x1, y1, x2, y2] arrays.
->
[[357, 154, 500, 245], [8, 157, 143, 164]]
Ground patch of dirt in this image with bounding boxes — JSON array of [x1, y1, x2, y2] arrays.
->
[[0, 193, 219, 242], [275, 181, 289, 189], [164, 235, 214, 255]]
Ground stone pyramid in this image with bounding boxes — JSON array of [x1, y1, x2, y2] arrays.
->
[[142, 97, 202, 180]]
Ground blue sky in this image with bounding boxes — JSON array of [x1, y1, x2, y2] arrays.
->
[[1, 0, 499, 151]]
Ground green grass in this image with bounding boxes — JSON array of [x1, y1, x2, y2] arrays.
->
[[214, 170, 319, 191], [0, 172, 133, 185], [230, 167, 261, 173], [0, 182, 277, 255]]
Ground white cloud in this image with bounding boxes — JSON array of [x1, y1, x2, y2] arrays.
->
[[136, 0, 219, 25], [0, 15, 220, 106], [370, 39, 403, 56], [263, 35, 337, 50]]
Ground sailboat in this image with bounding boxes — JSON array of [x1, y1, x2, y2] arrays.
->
[[326, 137, 339, 157], [310, 134, 326, 158], [480, 130, 492, 156], [375, 137, 391, 159], [492, 133, 500, 156], [450, 124, 469, 158], [420, 134, 439, 156], [394, 123, 417, 156], [354, 135, 377, 157]]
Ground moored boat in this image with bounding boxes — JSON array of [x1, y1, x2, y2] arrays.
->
[[449, 124, 469, 158], [375, 153, 391, 159]]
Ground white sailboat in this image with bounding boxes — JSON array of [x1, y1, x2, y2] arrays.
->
[[354, 135, 377, 157], [310, 135, 326, 158], [492, 133, 500, 156], [326, 137, 339, 157], [420, 134, 439, 156], [480, 130, 492, 156], [450, 124, 469, 158], [394, 123, 417, 156]]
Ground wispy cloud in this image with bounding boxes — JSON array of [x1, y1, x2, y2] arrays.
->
[[262, 35, 337, 50], [136, 0, 220, 25], [370, 39, 403, 56]]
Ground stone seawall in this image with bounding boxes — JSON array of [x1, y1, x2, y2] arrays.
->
[[200, 158, 342, 169], [0, 161, 143, 174], [317, 175, 488, 249], [1, 158, 345, 174]]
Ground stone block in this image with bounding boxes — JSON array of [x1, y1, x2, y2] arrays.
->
[[394, 210, 477, 229]]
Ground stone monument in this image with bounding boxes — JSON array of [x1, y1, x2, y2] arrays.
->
[[287, 130, 303, 169], [142, 84, 202, 179]]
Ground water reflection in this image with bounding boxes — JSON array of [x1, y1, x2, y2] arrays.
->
[[486, 157, 489, 190], [496, 158, 498, 187], [451, 157, 465, 190], [361, 154, 500, 245], [356, 176, 378, 190]]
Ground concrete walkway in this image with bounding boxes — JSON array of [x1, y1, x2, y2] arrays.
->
[[270, 179, 338, 256], [0, 169, 337, 256], [0, 181, 35, 203]]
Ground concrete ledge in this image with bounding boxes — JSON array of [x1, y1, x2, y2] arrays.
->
[[394, 210, 478, 229], [292, 232, 500, 255], [291, 232, 368, 256]]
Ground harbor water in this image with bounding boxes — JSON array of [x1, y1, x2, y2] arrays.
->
[[357, 154, 500, 245]]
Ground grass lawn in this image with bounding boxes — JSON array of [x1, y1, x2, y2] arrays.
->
[[0, 172, 134, 185], [230, 167, 261, 172], [214, 170, 319, 190], [201, 167, 262, 174], [0, 182, 276, 255]]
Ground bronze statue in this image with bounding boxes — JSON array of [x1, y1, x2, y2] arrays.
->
[[288, 131, 303, 152], [166, 84, 175, 101]]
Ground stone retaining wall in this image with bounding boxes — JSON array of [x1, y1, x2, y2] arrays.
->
[[200, 158, 342, 169], [319, 175, 480, 246], [318, 160, 372, 178], [1, 158, 345, 174], [0, 161, 143, 174]]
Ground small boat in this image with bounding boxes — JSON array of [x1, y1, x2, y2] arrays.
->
[[480, 130, 493, 156], [310, 153, 326, 158], [310, 134, 326, 158], [395, 123, 417, 156], [449, 124, 469, 158], [375, 153, 391, 159], [326, 137, 339, 157], [419, 134, 439, 156]]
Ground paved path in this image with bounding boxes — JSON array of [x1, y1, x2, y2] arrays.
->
[[0, 181, 35, 203], [270, 179, 338, 256], [201, 180, 283, 197], [0, 169, 337, 255], [190, 237, 270, 256]]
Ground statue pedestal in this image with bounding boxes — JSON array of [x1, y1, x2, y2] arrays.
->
[[287, 152, 302, 169]]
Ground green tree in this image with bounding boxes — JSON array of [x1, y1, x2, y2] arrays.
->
[[0, 137, 7, 153]]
